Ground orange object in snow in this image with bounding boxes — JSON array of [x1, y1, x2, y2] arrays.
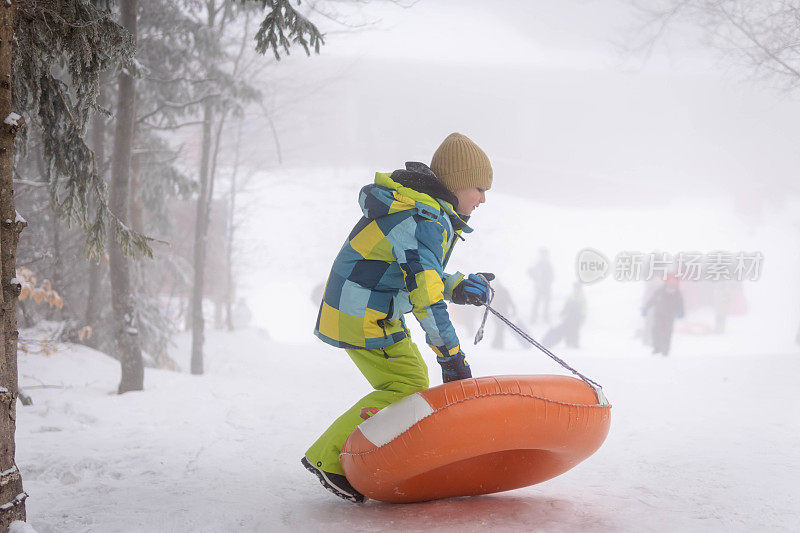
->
[[340, 375, 611, 503]]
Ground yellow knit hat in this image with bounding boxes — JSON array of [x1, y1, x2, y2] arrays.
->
[[430, 132, 493, 192]]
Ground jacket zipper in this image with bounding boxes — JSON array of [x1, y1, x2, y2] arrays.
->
[[378, 299, 394, 339], [442, 230, 462, 269]]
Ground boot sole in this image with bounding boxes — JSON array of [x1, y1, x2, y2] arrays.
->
[[301, 457, 366, 503]]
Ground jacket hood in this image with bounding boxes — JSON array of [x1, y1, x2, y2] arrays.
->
[[391, 162, 459, 208], [357, 162, 472, 232]]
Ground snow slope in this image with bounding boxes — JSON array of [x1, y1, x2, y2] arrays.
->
[[16, 326, 800, 532], [15, 166, 800, 531]]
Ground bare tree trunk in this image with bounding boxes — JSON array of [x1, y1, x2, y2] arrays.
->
[[224, 119, 244, 330], [49, 206, 61, 322], [129, 147, 143, 234], [213, 298, 223, 329], [110, 0, 144, 394], [0, 1, 28, 527], [208, 111, 226, 331], [190, 101, 214, 375], [84, 258, 101, 348], [223, 188, 235, 331], [84, 107, 106, 348]]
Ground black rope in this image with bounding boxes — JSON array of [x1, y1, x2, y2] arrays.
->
[[473, 279, 607, 404]]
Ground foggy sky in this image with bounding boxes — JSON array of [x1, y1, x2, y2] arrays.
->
[[194, 0, 800, 207]]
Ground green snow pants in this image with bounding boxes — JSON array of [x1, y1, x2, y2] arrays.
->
[[305, 336, 430, 475]]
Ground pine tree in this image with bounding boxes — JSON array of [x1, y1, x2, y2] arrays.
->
[[2, 0, 135, 524], [76, 0, 201, 366], [249, 0, 325, 59], [189, 0, 327, 374], [188, 1, 265, 375], [110, 0, 144, 393], [16, 0, 147, 258], [1, 0, 379, 524], [0, 4, 27, 529]]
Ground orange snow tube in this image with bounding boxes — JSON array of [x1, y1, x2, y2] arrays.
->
[[340, 375, 611, 503]]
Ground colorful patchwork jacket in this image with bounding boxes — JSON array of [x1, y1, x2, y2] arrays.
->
[[315, 162, 471, 357]]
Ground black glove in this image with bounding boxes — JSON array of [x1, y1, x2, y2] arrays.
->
[[437, 350, 472, 383], [451, 273, 495, 306]]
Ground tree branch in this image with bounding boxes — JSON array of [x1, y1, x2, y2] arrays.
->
[[139, 120, 206, 131], [136, 93, 222, 124], [719, 4, 800, 81]]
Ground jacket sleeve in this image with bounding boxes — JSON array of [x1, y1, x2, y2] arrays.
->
[[441, 271, 464, 301], [388, 218, 461, 353]]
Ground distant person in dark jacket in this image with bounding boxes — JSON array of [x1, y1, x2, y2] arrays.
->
[[490, 280, 524, 349], [542, 282, 586, 349], [529, 247, 554, 323], [795, 320, 800, 346], [642, 275, 684, 356], [639, 275, 662, 347], [231, 298, 252, 329]]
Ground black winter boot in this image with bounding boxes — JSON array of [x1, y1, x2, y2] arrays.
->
[[301, 457, 366, 503]]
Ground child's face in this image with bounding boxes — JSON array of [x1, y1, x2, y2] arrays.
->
[[454, 187, 486, 216]]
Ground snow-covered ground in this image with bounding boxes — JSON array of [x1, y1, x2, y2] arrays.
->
[[15, 325, 800, 532], [15, 167, 800, 531]]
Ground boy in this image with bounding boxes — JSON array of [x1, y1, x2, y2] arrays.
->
[[302, 133, 495, 502]]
